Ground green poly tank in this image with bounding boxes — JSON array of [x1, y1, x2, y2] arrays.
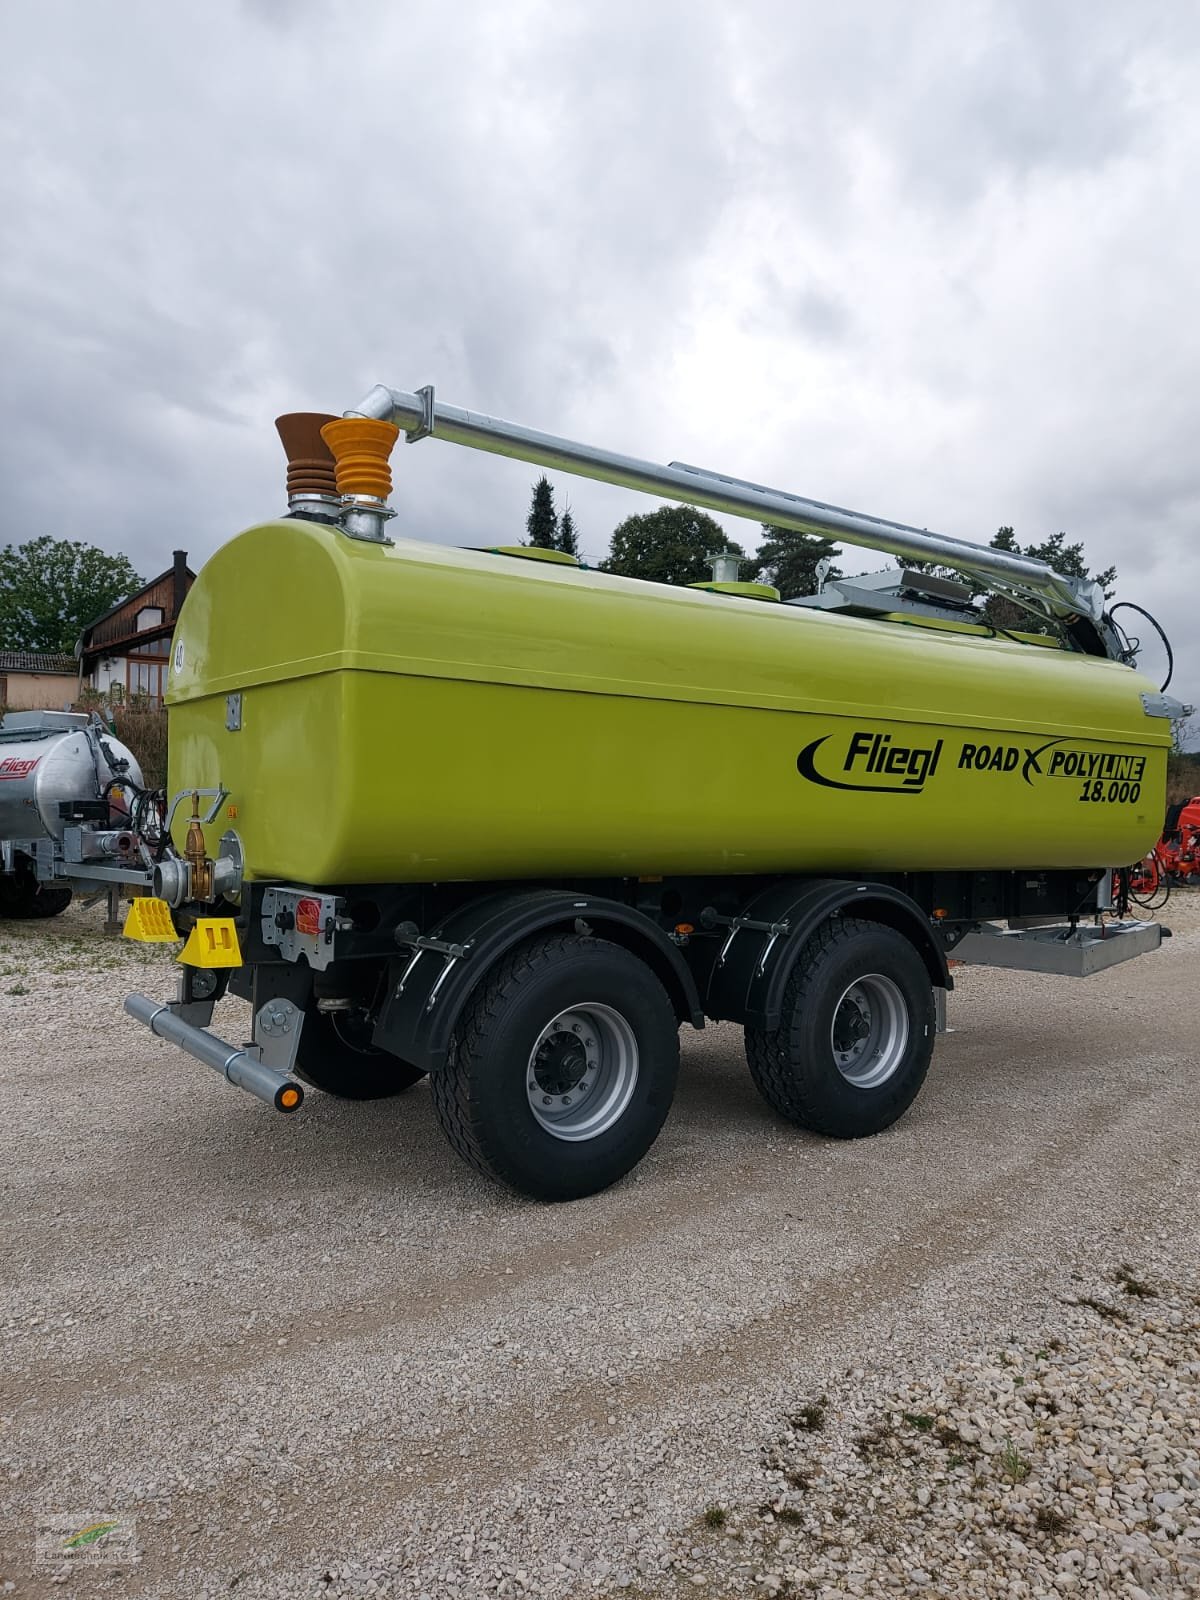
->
[[165, 519, 1170, 885]]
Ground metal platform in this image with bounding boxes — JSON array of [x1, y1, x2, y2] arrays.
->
[[953, 918, 1165, 978]]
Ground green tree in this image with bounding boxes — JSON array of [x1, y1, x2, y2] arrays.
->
[[0, 537, 143, 653], [900, 526, 1117, 635], [983, 526, 1116, 634], [748, 524, 841, 599], [557, 506, 580, 558], [989, 526, 1116, 597], [525, 476, 559, 549], [600, 505, 744, 587]]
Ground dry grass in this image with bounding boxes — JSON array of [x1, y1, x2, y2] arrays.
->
[[111, 702, 168, 788], [74, 687, 168, 788]]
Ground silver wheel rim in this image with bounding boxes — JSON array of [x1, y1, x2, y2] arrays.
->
[[526, 1002, 639, 1142], [830, 973, 909, 1088]]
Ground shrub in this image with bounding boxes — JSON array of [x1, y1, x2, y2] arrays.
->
[[75, 686, 168, 789]]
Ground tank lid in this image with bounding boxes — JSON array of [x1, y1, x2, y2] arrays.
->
[[479, 545, 582, 567], [688, 580, 781, 602]]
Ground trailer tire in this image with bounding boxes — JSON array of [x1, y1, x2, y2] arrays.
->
[[0, 875, 72, 919], [744, 916, 934, 1138], [295, 1009, 425, 1100], [30, 884, 73, 918], [430, 933, 679, 1201]]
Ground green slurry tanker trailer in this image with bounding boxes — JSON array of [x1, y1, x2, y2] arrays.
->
[[4, 383, 1187, 1199]]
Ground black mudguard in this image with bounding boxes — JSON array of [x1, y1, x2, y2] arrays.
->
[[704, 878, 951, 1030], [372, 887, 704, 1073]]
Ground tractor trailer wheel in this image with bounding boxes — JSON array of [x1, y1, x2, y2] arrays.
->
[[295, 1007, 425, 1101], [430, 933, 680, 1201], [0, 873, 72, 919], [744, 916, 935, 1138]]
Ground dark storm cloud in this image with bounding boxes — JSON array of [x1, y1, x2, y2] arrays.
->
[[729, 0, 1165, 208], [1, 0, 1199, 715], [0, 0, 743, 554]]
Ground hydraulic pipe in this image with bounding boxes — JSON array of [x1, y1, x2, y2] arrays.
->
[[124, 993, 303, 1113], [347, 383, 1104, 625]]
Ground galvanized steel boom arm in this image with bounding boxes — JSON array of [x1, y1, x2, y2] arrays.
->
[[348, 382, 1117, 652]]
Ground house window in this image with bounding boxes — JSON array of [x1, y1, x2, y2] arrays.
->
[[136, 606, 165, 632], [127, 658, 168, 705]]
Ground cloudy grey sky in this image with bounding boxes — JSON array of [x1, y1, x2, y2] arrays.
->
[[2, 0, 1197, 712]]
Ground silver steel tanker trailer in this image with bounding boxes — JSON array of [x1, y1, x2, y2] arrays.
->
[[2, 383, 1187, 1198], [0, 712, 142, 919]]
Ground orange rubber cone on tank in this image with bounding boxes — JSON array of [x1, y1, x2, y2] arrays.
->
[[275, 413, 338, 500], [321, 417, 400, 501]]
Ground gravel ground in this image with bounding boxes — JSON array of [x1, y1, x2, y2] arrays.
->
[[1, 893, 1197, 1599]]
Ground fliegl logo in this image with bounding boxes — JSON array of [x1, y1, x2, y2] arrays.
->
[[797, 731, 943, 796], [0, 755, 39, 780]]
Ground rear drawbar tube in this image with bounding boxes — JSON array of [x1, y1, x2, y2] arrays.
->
[[124, 993, 303, 1113]]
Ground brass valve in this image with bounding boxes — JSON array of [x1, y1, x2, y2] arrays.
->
[[184, 792, 214, 901]]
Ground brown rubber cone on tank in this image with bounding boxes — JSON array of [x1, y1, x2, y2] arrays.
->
[[321, 417, 401, 501], [275, 413, 339, 500]]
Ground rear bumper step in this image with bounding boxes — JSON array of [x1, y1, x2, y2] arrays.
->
[[124, 993, 304, 1112]]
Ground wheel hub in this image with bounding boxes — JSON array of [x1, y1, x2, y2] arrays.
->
[[525, 1004, 639, 1142], [532, 1031, 593, 1098], [830, 974, 910, 1089], [832, 996, 872, 1056]]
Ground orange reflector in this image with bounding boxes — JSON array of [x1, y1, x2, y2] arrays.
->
[[675, 923, 695, 935], [933, 907, 948, 919], [280, 1087, 300, 1109]]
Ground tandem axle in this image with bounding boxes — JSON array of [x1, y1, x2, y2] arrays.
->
[[120, 864, 1164, 1201]]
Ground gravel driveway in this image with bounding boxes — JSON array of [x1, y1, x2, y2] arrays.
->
[[1, 895, 1197, 1598]]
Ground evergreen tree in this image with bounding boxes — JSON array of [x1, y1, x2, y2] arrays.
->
[[600, 505, 744, 587], [748, 523, 841, 599], [982, 526, 1116, 634], [991, 526, 1115, 597], [525, 476, 558, 548], [899, 526, 1117, 636], [557, 506, 580, 557]]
